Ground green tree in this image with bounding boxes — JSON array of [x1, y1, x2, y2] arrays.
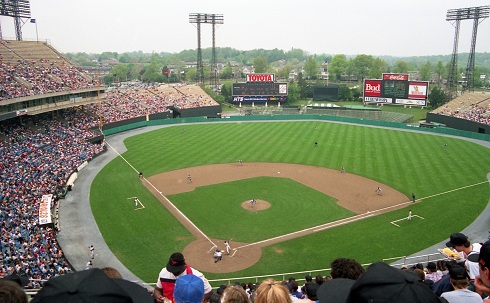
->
[[435, 60, 446, 86], [351, 54, 373, 81], [392, 60, 410, 73], [110, 64, 129, 82], [419, 62, 431, 81], [220, 63, 233, 79], [253, 56, 268, 73], [369, 58, 388, 79], [220, 82, 232, 102], [304, 56, 319, 80], [338, 85, 352, 101], [428, 86, 450, 108], [277, 64, 293, 80], [297, 73, 308, 98], [287, 82, 301, 103], [329, 54, 348, 81]]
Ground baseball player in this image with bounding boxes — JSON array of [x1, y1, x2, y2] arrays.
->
[[224, 241, 231, 255], [375, 186, 382, 195], [187, 174, 192, 183], [408, 210, 412, 221], [213, 249, 222, 263]]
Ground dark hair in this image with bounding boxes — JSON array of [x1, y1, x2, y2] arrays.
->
[[330, 258, 365, 280], [305, 275, 312, 282], [315, 275, 324, 285], [291, 281, 299, 292], [0, 280, 28, 303], [209, 293, 221, 303]]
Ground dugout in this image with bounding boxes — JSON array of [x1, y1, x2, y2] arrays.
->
[[171, 105, 221, 118], [312, 86, 339, 101]]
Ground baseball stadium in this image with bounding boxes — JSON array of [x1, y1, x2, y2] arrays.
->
[[1, 2, 490, 301]]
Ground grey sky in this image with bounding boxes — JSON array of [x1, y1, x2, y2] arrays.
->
[[1, 0, 489, 57]]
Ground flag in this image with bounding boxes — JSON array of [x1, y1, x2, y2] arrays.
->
[[30, 19, 36, 23], [321, 61, 329, 66]]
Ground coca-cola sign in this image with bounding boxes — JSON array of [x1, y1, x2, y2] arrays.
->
[[382, 73, 409, 81], [364, 79, 381, 97], [246, 74, 275, 82]]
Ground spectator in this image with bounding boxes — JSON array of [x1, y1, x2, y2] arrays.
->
[[433, 260, 458, 297], [153, 252, 212, 303], [0, 279, 28, 303], [317, 278, 355, 303], [295, 282, 319, 303], [221, 285, 251, 303], [255, 279, 292, 303], [446, 233, 482, 281], [475, 241, 490, 298], [425, 262, 443, 283], [30, 268, 153, 303], [315, 275, 325, 286], [174, 274, 205, 303], [346, 262, 441, 303], [290, 281, 303, 299], [330, 258, 365, 280], [440, 264, 482, 303]]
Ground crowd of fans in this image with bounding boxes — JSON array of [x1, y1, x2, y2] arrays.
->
[[0, 59, 95, 100], [434, 103, 490, 126], [0, 109, 104, 288], [85, 83, 218, 124]]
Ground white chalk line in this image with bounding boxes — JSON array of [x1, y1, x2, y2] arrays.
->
[[105, 142, 217, 248]]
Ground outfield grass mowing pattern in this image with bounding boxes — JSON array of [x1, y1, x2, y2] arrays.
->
[[91, 121, 490, 282]]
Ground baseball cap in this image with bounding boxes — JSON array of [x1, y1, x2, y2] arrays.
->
[[346, 262, 440, 303], [166, 252, 186, 273], [317, 278, 355, 303], [448, 264, 468, 280], [173, 274, 204, 303], [2, 274, 30, 287], [479, 241, 490, 268], [446, 233, 468, 248], [31, 268, 153, 303]]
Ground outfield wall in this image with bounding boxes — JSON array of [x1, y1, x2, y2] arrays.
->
[[426, 113, 490, 134], [101, 114, 490, 142]]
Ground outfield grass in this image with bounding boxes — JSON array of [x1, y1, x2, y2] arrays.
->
[[90, 121, 490, 282]]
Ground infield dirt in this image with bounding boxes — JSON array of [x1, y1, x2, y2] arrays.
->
[[144, 162, 409, 273]]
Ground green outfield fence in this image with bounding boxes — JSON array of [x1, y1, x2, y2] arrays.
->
[[101, 114, 490, 142]]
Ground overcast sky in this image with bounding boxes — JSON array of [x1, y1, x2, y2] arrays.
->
[[1, 0, 489, 57]]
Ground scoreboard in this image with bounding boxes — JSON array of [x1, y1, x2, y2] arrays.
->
[[232, 73, 288, 103], [363, 73, 428, 106], [232, 82, 288, 96]]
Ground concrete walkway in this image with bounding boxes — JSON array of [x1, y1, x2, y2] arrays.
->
[[57, 121, 490, 286]]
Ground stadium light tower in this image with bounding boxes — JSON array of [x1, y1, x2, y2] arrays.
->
[[189, 13, 224, 86], [446, 6, 489, 94], [0, 0, 31, 40]]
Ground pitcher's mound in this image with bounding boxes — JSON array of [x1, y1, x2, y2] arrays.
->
[[241, 199, 270, 211]]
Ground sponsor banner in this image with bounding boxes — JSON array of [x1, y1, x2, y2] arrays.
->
[[39, 194, 52, 225], [408, 81, 428, 99], [395, 98, 427, 106], [246, 73, 275, 82], [77, 161, 88, 172], [16, 109, 28, 116], [364, 97, 391, 103], [232, 96, 287, 102], [382, 73, 409, 81], [364, 79, 381, 97]]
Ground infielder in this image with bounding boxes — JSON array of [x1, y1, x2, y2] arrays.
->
[[408, 210, 412, 221]]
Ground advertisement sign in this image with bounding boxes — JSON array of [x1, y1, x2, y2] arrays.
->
[[382, 73, 409, 81], [395, 99, 427, 106], [246, 74, 275, 82], [408, 81, 428, 99], [364, 97, 391, 103], [364, 80, 381, 97], [38, 194, 52, 225]]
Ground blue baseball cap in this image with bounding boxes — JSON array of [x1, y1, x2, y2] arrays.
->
[[174, 274, 204, 303]]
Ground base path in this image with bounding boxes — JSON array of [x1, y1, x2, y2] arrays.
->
[[144, 162, 409, 273]]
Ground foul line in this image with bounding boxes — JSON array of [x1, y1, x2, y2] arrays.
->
[[105, 142, 217, 248]]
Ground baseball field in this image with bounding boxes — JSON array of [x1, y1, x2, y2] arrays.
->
[[89, 121, 490, 283]]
